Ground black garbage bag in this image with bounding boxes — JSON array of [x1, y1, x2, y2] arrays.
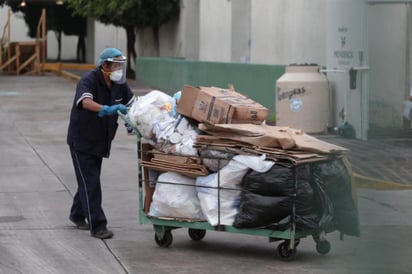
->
[[264, 180, 336, 232], [242, 164, 310, 196], [241, 164, 315, 215], [233, 192, 291, 228], [267, 159, 358, 234], [234, 158, 359, 235], [308, 176, 335, 232], [311, 158, 360, 236]]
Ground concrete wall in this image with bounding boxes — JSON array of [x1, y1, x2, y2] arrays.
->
[[138, 25, 176, 57], [199, 0, 232, 62], [180, 0, 200, 59], [250, 0, 326, 65], [191, 0, 325, 65], [368, 4, 409, 128], [231, 0, 251, 63]]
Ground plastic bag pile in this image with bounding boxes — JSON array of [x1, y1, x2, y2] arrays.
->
[[127, 90, 198, 156]]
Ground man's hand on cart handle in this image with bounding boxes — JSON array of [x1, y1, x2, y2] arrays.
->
[[98, 104, 128, 117]]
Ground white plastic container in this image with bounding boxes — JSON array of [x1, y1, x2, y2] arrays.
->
[[275, 65, 330, 133]]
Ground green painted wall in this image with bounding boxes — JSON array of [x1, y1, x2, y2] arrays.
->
[[135, 57, 285, 116]]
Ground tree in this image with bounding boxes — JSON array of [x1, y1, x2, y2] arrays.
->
[[67, 0, 180, 76], [47, 3, 87, 62]]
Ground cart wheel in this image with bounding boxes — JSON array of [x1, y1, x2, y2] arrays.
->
[[316, 240, 331, 255], [154, 231, 173, 248], [277, 241, 297, 261], [188, 228, 206, 241]]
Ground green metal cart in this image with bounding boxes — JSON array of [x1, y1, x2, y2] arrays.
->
[[120, 113, 342, 261]]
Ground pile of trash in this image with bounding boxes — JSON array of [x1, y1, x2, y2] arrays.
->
[[126, 86, 360, 236]]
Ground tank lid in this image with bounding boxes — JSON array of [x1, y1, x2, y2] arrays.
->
[[286, 64, 320, 73], [289, 63, 319, 67]]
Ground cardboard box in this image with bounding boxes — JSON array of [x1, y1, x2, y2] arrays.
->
[[177, 85, 269, 124]]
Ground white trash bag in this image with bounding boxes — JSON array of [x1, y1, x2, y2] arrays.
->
[[149, 172, 205, 220], [195, 154, 275, 226]]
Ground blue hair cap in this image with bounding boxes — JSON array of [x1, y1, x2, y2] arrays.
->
[[97, 48, 124, 67]]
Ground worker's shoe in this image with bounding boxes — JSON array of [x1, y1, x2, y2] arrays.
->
[[70, 217, 90, 230], [92, 229, 114, 239]]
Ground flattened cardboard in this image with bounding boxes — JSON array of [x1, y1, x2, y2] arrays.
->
[[198, 123, 294, 149], [149, 150, 201, 164], [140, 160, 208, 178], [197, 123, 348, 154]]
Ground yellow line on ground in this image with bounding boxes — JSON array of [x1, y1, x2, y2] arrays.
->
[[353, 172, 412, 190]]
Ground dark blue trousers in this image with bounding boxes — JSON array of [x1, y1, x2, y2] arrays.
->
[[69, 147, 107, 234]]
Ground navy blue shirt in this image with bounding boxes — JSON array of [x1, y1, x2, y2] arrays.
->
[[67, 68, 135, 157]]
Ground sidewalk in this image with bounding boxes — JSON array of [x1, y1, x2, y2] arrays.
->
[[0, 74, 411, 274]]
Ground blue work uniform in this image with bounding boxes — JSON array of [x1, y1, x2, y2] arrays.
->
[[67, 68, 135, 234]]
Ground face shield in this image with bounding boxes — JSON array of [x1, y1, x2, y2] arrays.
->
[[106, 55, 127, 84]]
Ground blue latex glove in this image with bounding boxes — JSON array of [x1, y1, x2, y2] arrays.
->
[[98, 104, 128, 117], [116, 104, 128, 115]]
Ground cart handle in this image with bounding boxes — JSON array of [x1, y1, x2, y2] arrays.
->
[[118, 111, 139, 132]]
